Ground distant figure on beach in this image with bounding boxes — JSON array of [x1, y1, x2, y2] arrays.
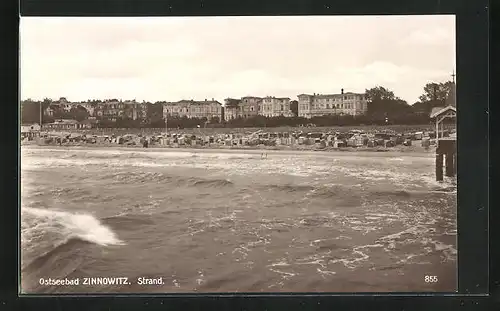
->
[[261, 153, 268, 159]]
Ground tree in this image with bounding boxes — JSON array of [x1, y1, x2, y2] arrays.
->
[[20, 100, 40, 124], [41, 98, 53, 113], [148, 103, 164, 124], [365, 86, 396, 102], [418, 81, 453, 103], [116, 117, 140, 128], [364, 86, 415, 124], [412, 80, 454, 116], [70, 105, 90, 122], [290, 100, 298, 117]]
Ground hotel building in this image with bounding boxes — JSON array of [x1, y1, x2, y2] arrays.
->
[[259, 96, 294, 118], [297, 90, 368, 118], [224, 96, 262, 121], [162, 99, 223, 121]]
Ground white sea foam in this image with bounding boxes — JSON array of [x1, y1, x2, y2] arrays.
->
[[316, 268, 336, 277], [22, 207, 124, 246]]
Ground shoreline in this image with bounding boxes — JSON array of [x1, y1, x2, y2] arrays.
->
[[21, 142, 436, 157]]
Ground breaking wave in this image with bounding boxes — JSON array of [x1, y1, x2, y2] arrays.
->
[[21, 207, 125, 272], [257, 183, 455, 199], [22, 207, 124, 247], [98, 171, 234, 188]]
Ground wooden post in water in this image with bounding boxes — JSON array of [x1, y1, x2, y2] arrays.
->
[[436, 138, 456, 181], [445, 152, 454, 177], [435, 153, 444, 181], [453, 153, 457, 177]]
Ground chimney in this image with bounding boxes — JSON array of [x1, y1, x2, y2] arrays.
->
[[341, 88, 344, 94]]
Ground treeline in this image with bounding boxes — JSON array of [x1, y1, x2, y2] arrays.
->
[[20, 101, 90, 124], [100, 113, 430, 129], [97, 116, 221, 129], [209, 114, 428, 129]]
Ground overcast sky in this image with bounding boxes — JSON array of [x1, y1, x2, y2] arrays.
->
[[20, 15, 455, 105]]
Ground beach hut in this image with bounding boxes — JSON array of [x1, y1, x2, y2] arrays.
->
[[336, 140, 346, 148]]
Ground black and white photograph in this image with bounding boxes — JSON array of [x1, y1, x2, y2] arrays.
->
[[20, 15, 457, 293]]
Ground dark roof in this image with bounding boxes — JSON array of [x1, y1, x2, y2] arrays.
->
[[241, 96, 263, 99]]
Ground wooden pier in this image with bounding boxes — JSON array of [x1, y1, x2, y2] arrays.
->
[[435, 137, 456, 181], [429, 83, 456, 181]]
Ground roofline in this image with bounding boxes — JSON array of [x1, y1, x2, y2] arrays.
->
[[163, 100, 222, 105], [298, 92, 365, 97], [430, 105, 457, 118]]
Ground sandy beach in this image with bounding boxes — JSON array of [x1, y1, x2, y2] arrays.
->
[[21, 142, 436, 158]]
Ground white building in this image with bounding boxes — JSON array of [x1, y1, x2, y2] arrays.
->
[[297, 90, 368, 118], [259, 96, 294, 118], [163, 99, 223, 121]]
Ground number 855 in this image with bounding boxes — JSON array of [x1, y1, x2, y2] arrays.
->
[[425, 275, 438, 283]]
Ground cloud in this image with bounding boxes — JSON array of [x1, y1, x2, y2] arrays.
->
[[401, 27, 454, 46], [20, 15, 456, 104]]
